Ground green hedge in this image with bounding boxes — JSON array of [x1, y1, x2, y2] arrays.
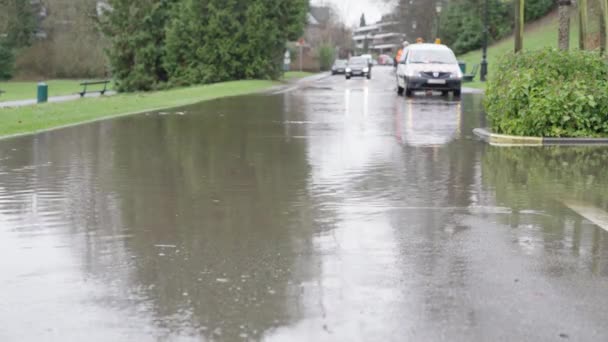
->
[[485, 49, 608, 138]]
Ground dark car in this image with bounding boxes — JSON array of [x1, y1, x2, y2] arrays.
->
[[346, 57, 371, 80], [332, 59, 348, 75]]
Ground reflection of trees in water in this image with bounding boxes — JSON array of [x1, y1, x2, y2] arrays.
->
[[0, 126, 129, 272], [483, 146, 608, 276], [100, 95, 319, 340], [0, 95, 319, 340]]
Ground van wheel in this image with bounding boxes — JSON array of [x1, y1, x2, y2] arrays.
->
[[405, 83, 413, 97], [453, 88, 461, 97], [397, 86, 404, 96]]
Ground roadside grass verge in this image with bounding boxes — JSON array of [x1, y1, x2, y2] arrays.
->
[[0, 80, 114, 102], [0, 80, 277, 138], [0, 72, 309, 102]]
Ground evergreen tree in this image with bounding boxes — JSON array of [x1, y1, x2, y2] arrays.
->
[[0, 0, 36, 80], [0, 43, 14, 80], [164, 0, 308, 86], [360, 13, 366, 27], [104, 0, 308, 91], [0, 0, 37, 49], [100, 0, 178, 91]]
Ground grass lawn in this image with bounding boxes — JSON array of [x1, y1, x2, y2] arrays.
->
[[0, 80, 277, 138], [0, 79, 113, 102], [283, 71, 315, 80], [458, 12, 580, 89], [0, 73, 311, 102]]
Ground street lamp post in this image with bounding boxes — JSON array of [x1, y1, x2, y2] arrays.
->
[[480, 0, 489, 81], [436, 1, 443, 39]]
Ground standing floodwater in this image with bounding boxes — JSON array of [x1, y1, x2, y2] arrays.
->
[[1, 68, 607, 341]]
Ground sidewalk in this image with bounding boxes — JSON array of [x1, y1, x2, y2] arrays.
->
[[267, 72, 331, 94], [0, 91, 117, 109]]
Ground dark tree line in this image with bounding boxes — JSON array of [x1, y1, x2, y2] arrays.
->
[[0, 0, 38, 79], [385, 0, 555, 55], [100, 0, 309, 92]]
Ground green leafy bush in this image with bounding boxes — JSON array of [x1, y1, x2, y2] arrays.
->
[[485, 48, 608, 137], [318, 44, 335, 71], [525, 0, 555, 22]]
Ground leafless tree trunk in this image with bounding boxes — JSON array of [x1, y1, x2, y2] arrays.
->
[[579, 0, 589, 50], [558, 1, 571, 51], [514, 0, 525, 52], [599, 0, 608, 54]]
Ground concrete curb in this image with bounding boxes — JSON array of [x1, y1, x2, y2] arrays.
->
[[473, 128, 608, 146], [291, 72, 332, 84], [266, 72, 331, 95], [462, 87, 484, 94]]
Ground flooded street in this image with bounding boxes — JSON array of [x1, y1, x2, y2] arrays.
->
[[1, 67, 608, 341]]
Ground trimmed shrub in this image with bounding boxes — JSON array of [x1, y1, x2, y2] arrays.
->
[[485, 48, 608, 138]]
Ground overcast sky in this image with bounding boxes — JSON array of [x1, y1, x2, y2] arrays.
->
[[311, 0, 392, 27]]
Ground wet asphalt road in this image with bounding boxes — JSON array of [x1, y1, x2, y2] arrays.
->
[[1, 67, 608, 341]]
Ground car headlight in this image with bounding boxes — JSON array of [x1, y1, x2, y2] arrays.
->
[[363, 67, 369, 73], [451, 71, 463, 79], [405, 70, 418, 77], [346, 68, 351, 73]]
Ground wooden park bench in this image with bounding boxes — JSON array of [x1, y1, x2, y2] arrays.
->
[[79, 80, 110, 97], [463, 64, 479, 82]]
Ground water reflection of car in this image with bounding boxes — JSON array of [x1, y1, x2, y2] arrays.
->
[[346, 57, 372, 80], [331, 59, 348, 75], [395, 99, 462, 147], [396, 44, 463, 97]]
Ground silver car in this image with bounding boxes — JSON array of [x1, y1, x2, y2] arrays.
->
[[396, 44, 463, 97]]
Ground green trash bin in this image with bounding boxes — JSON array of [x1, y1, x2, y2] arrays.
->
[[458, 61, 466, 74], [37, 82, 48, 104]]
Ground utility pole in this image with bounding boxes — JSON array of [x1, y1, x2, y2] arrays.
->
[[514, 0, 525, 53], [579, 0, 588, 50]]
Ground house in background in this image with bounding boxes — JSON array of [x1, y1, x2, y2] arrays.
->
[[353, 15, 405, 55], [291, 6, 337, 72]]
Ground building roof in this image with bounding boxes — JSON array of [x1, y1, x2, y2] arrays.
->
[[309, 6, 331, 26], [307, 13, 319, 26]]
